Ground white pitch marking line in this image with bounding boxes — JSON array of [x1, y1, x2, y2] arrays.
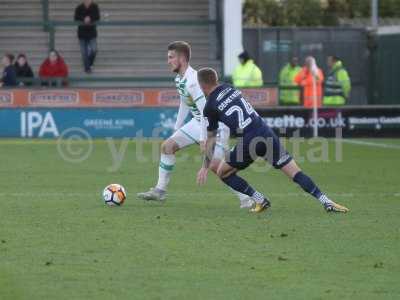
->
[[0, 192, 398, 198], [339, 139, 400, 150]]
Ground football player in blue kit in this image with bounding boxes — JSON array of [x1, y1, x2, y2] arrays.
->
[[196, 67, 349, 213]]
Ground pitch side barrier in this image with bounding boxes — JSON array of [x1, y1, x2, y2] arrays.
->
[[257, 106, 400, 138], [0, 88, 399, 138], [0, 87, 276, 139]]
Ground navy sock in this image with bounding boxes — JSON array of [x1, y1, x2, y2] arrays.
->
[[293, 171, 323, 200], [221, 173, 255, 197]]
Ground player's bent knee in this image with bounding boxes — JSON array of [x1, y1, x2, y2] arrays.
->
[[281, 160, 301, 179], [216, 163, 236, 179], [216, 169, 225, 178], [209, 160, 220, 173], [161, 139, 179, 155]]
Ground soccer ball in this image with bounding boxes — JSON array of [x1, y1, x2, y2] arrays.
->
[[103, 184, 126, 206]]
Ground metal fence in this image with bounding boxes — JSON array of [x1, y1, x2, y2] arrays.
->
[[243, 27, 369, 105], [369, 33, 400, 105]]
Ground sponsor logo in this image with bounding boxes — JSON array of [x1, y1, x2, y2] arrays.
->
[[264, 115, 306, 128], [0, 91, 13, 106], [83, 118, 135, 130], [29, 90, 79, 106], [380, 116, 400, 124], [348, 116, 400, 130], [158, 89, 180, 106], [242, 88, 278, 106], [276, 154, 291, 166], [93, 90, 144, 106], [263, 112, 346, 129], [300, 43, 323, 52], [216, 87, 233, 101], [20, 111, 59, 137], [155, 112, 178, 137], [263, 40, 292, 52]]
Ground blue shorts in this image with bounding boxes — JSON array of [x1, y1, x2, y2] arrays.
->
[[227, 125, 292, 170]]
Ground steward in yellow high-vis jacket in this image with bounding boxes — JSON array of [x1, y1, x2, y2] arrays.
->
[[232, 51, 263, 88], [279, 57, 302, 105], [323, 56, 351, 106]]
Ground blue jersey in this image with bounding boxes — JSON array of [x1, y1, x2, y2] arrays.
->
[[204, 84, 292, 170], [204, 84, 262, 137]]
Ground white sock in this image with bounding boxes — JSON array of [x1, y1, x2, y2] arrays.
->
[[318, 194, 332, 205], [251, 191, 265, 204], [156, 153, 176, 191], [230, 188, 250, 202]]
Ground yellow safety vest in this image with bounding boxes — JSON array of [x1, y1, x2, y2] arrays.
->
[[279, 64, 301, 104], [232, 60, 263, 88]]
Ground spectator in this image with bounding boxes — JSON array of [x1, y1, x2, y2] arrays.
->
[[14, 54, 34, 86], [1, 53, 17, 87], [323, 55, 351, 106], [294, 56, 324, 108], [39, 50, 69, 86], [232, 50, 263, 88], [279, 56, 302, 105], [74, 0, 100, 74]]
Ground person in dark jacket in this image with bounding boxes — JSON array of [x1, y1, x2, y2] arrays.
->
[[1, 53, 17, 87], [74, 0, 100, 73], [14, 54, 34, 86]]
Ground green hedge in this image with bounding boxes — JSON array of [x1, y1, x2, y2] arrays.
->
[[243, 0, 400, 27]]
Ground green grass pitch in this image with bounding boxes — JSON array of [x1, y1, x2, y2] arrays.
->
[[0, 138, 399, 299]]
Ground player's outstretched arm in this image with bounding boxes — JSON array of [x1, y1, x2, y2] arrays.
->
[[199, 116, 208, 153], [197, 130, 217, 185]]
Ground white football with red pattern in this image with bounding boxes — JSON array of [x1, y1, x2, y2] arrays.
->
[[103, 184, 126, 206]]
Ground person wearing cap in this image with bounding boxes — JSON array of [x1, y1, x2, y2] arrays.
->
[[232, 50, 263, 88]]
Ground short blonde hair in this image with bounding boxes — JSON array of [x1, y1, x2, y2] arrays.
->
[[167, 41, 191, 61], [197, 67, 218, 85]]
